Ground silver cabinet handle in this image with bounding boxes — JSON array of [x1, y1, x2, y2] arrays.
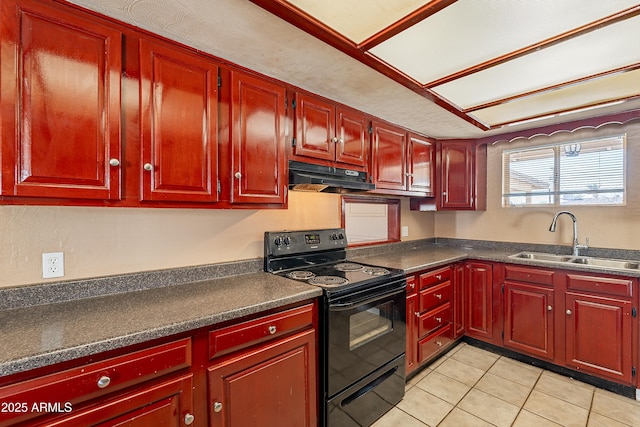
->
[[436, 341, 443, 347], [435, 317, 442, 323], [547, 305, 553, 311], [434, 293, 442, 300], [331, 137, 339, 143], [97, 376, 111, 389], [566, 309, 572, 315], [409, 282, 415, 289], [109, 158, 120, 167], [338, 138, 344, 144], [442, 191, 448, 196], [436, 274, 442, 280], [268, 325, 277, 335], [234, 172, 242, 179], [184, 413, 195, 425], [414, 311, 420, 318], [143, 163, 153, 171], [213, 402, 223, 413]]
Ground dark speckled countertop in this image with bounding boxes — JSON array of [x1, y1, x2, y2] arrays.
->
[[0, 272, 321, 377], [2, 238, 639, 379]]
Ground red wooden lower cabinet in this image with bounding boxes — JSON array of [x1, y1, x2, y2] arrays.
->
[[40, 374, 194, 427], [406, 266, 457, 375], [0, 302, 318, 427], [405, 276, 419, 375], [207, 329, 316, 427], [503, 281, 555, 361], [465, 261, 494, 341], [565, 292, 632, 384]]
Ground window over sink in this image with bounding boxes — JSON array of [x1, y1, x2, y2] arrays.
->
[[502, 134, 626, 207]]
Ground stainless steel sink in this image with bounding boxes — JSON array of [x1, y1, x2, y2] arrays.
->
[[570, 257, 640, 270], [508, 251, 640, 271], [509, 252, 574, 262]]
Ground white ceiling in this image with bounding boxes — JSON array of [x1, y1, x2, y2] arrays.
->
[[68, 0, 640, 139]]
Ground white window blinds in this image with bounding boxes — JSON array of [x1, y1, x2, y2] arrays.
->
[[502, 134, 625, 207]]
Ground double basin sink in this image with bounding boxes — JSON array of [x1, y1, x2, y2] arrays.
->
[[509, 252, 640, 271]]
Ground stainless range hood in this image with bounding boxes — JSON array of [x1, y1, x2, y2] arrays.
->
[[288, 161, 375, 193]]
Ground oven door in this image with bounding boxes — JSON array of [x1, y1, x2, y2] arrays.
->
[[326, 278, 406, 397]]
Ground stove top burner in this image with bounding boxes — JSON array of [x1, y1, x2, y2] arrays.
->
[[362, 266, 390, 276], [334, 262, 364, 272], [308, 276, 349, 286], [286, 271, 316, 280]]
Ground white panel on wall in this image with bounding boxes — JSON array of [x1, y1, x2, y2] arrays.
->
[[345, 202, 388, 243]]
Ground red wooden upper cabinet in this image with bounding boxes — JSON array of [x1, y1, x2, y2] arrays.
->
[[230, 71, 287, 205], [371, 122, 435, 196], [371, 121, 407, 192], [293, 92, 368, 169], [1, 0, 122, 200], [408, 133, 435, 196], [437, 140, 486, 210], [139, 38, 219, 203]]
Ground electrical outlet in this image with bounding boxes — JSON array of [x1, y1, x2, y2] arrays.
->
[[401, 226, 409, 237], [42, 252, 64, 279]]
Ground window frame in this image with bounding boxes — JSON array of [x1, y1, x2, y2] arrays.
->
[[341, 195, 400, 247], [502, 134, 626, 208]]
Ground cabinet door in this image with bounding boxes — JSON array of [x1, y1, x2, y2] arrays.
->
[[406, 287, 419, 376], [208, 329, 317, 427], [140, 39, 219, 202], [41, 375, 194, 427], [335, 107, 367, 167], [565, 292, 633, 384], [452, 263, 465, 338], [1, 0, 121, 200], [504, 282, 554, 360], [465, 262, 494, 340], [439, 141, 474, 209], [294, 93, 335, 161], [230, 72, 286, 204], [372, 122, 406, 191], [408, 134, 434, 195]]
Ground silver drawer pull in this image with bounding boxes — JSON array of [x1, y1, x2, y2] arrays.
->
[[547, 305, 553, 311], [435, 275, 442, 280], [434, 293, 442, 299], [268, 325, 277, 335], [184, 413, 195, 425], [435, 317, 442, 323], [143, 163, 153, 171], [436, 341, 442, 347], [566, 310, 572, 315], [213, 402, 223, 413], [109, 158, 120, 167], [97, 376, 111, 389]]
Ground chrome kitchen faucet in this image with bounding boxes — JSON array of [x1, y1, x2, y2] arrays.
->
[[549, 211, 589, 256]]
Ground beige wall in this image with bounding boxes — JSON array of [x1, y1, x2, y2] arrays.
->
[[1, 191, 435, 288], [435, 121, 640, 251]]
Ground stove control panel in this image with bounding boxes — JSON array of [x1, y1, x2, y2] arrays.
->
[[265, 228, 348, 256]]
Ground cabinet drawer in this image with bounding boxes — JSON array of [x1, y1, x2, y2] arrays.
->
[[419, 282, 453, 313], [419, 303, 452, 338], [419, 266, 451, 289], [0, 338, 192, 425], [406, 275, 418, 296], [209, 303, 314, 359], [504, 265, 554, 286], [418, 325, 453, 364], [567, 274, 633, 297]]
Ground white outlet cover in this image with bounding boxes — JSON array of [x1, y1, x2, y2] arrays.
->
[[401, 226, 409, 237], [42, 252, 64, 279]]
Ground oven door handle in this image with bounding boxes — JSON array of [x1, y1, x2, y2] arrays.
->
[[329, 286, 405, 311]]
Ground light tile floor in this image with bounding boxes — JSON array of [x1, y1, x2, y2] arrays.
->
[[373, 342, 640, 427]]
